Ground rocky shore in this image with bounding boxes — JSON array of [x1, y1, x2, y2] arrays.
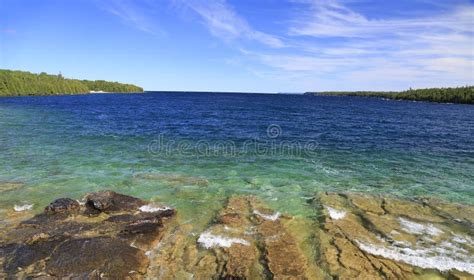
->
[[0, 191, 175, 279], [1, 191, 473, 279]]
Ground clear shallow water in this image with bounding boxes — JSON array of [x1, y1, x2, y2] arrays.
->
[[0, 92, 473, 224]]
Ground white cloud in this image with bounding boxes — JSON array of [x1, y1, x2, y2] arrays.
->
[[174, 0, 285, 48], [97, 0, 473, 91], [246, 0, 474, 90], [100, 0, 163, 35], [289, 0, 473, 37]]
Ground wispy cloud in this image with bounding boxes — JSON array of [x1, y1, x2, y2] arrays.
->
[[174, 0, 285, 48], [100, 0, 162, 35], [95, 0, 473, 90], [289, 0, 473, 37], [241, 0, 474, 90]]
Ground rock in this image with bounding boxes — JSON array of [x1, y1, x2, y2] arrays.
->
[[194, 254, 218, 280], [382, 196, 444, 222], [84, 190, 146, 213], [44, 198, 80, 214], [252, 206, 310, 279], [224, 243, 259, 279], [0, 190, 175, 279], [217, 212, 242, 226], [2, 190, 473, 279], [0, 181, 24, 193], [189, 196, 323, 279], [348, 193, 385, 215], [45, 237, 149, 279], [417, 197, 474, 225], [133, 172, 209, 187], [315, 192, 474, 279], [153, 196, 322, 279], [145, 224, 197, 279]]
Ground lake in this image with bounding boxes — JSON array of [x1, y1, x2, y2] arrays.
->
[[0, 92, 473, 221]]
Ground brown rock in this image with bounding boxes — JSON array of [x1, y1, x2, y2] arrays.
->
[[0, 191, 175, 279], [84, 190, 146, 213], [382, 196, 444, 222], [0, 181, 24, 193], [256, 219, 308, 278], [315, 192, 474, 279], [44, 198, 80, 215], [194, 254, 218, 280], [133, 172, 209, 187], [225, 243, 260, 279], [1, 237, 63, 274], [46, 237, 149, 278], [349, 193, 385, 215]]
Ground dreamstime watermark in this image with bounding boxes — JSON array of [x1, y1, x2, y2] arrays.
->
[[147, 124, 319, 158]]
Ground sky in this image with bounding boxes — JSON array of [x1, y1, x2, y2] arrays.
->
[[0, 0, 473, 92]]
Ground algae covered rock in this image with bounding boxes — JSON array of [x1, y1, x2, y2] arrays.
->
[[196, 196, 322, 279], [0, 181, 24, 193], [315, 192, 474, 279], [44, 198, 80, 214], [147, 195, 324, 279], [133, 172, 209, 187], [45, 237, 149, 279], [1, 189, 473, 279], [0, 190, 175, 279], [84, 190, 147, 213]]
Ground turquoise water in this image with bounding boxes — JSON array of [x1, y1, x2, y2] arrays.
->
[[0, 93, 473, 224]]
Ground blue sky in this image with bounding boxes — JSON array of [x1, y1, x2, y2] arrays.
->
[[1, 0, 473, 92]]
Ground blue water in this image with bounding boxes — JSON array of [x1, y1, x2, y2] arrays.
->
[[0, 92, 473, 224]]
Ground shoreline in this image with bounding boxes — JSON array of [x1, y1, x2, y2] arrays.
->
[[1, 190, 473, 278], [304, 86, 474, 105], [0, 91, 144, 98]]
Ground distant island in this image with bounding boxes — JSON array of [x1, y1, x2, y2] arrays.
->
[[0, 69, 143, 96], [305, 86, 473, 104]]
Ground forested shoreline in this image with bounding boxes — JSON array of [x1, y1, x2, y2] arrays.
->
[[305, 86, 473, 104], [0, 69, 143, 96]]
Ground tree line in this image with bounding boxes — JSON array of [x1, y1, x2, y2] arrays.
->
[[304, 86, 473, 104], [0, 69, 143, 96]]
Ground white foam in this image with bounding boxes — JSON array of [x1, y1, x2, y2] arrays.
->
[[253, 210, 280, 221], [325, 206, 346, 220], [77, 200, 86, 206], [452, 233, 474, 245], [398, 217, 442, 236], [139, 205, 172, 213], [197, 231, 249, 249], [14, 204, 33, 212], [356, 240, 474, 274]]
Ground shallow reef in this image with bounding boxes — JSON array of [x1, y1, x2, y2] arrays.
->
[[1, 191, 473, 279]]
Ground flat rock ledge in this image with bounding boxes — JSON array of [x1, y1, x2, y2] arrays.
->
[[0, 191, 175, 279], [148, 195, 323, 279], [148, 193, 473, 280], [317, 192, 474, 280]]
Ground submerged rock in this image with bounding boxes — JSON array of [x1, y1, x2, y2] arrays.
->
[[149, 195, 324, 279], [0, 190, 175, 279], [0, 181, 24, 193], [315, 192, 474, 279], [1, 189, 472, 279], [46, 237, 149, 279], [133, 172, 210, 187]]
